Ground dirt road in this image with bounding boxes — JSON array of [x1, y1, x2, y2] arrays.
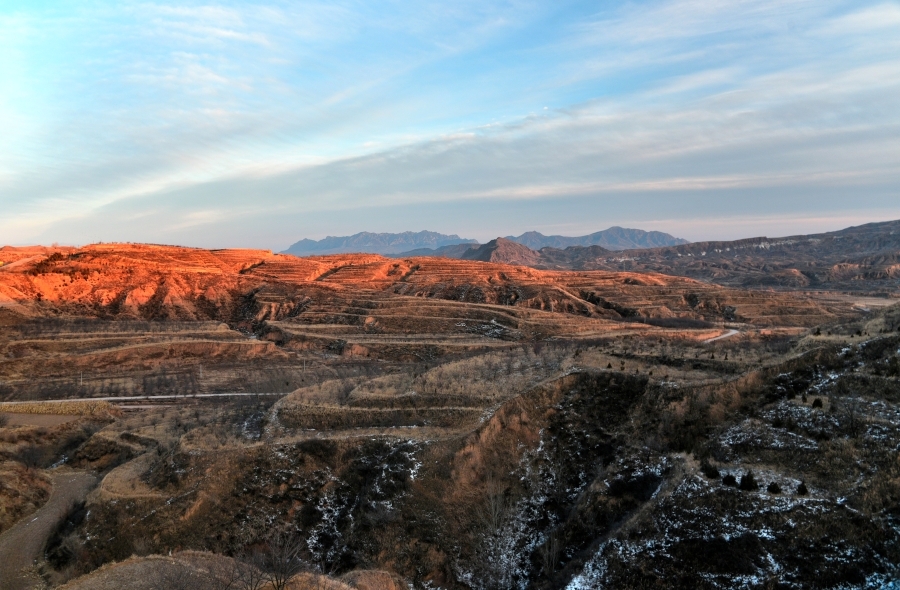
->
[[0, 470, 97, 590], [0, 392, 284, 406], [703, 329, 740, 343]]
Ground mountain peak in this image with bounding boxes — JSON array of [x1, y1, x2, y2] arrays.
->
[[461, 237, 541, 265], [282, 230, 477, 256], [505, 227, 688, 250], [285, 226, 688, 257]]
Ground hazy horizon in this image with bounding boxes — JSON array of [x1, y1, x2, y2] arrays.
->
[[7, 217, 900, 254], [3, 1, 899, 248]]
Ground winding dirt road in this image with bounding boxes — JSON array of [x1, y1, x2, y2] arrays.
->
[[0, 469, 97, 590]]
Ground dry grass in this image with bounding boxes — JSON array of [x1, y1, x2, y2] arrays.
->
[[348, 348, 563, 402], [0, 459, 52, 534], [56, 551, 361, 590], [338, 570, 407, 590], [288, 572, 355, 589], [93, 452, 164, 501], [0, 401, 121, 418]]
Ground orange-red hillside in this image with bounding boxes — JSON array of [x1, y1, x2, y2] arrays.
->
[[0, 242, 837, 328]]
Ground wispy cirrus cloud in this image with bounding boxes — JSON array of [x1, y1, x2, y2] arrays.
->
[[1, 0, 899, 247]]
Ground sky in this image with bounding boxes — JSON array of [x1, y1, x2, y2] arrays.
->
[[1, 0, 899, 249]]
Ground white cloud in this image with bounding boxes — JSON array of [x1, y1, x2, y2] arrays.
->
[[1, 0, 899, 247], [818, 2, 900, 34]]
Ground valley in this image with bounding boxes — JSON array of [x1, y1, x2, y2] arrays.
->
[[0, 236, 897, 589]]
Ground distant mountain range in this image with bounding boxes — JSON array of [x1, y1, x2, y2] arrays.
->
[[282, 227, 688, 256], [279, 222, 900, 291], [463, 220, 900, 292], [282, 231, 478, 256], [505, 228, 689, 250]]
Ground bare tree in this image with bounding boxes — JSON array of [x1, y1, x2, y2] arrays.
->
[[538, 531, 562, 579], [477, 475, 510, 534], [472, 475, 518, 590], [260, 529, 305, 590], [17, 444, 45, 470], [239, 548, 270, 590], [205, 558, 245, 590], [843, 396, 866, 438]]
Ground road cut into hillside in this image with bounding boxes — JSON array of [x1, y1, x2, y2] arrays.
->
[[0, 469, 97, 590]]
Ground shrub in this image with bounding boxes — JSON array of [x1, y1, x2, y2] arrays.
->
[[16, 444, 47, 469], [700, 462, 720, 479], [797, 481, 809, 496], [767, 482, 781, 494], [738, 470, 758, 491], [722, 474, 737, 487], [812, 398, 823, 409]]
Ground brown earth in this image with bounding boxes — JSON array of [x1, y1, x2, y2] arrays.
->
[[0, 242, 839, 328], [0, 242, 846, 403], [0, 241, 896, 589]]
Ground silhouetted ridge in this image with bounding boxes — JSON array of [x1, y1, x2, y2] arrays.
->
[[388, 226, 688, 257], [283, 231, 477, 256], [393, 243, 479, 258], [506, 227, 689, 250]]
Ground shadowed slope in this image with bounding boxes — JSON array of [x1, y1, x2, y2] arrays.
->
[[387, 220, 900, 292]]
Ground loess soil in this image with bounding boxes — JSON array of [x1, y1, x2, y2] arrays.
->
[[0, 242, 897, 588]]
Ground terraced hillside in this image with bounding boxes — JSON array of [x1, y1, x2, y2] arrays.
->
[[2, 242, 897, 589], [0, 243, 845, 402], [0, 243, 840, 323], [6, 304, 898, 589]]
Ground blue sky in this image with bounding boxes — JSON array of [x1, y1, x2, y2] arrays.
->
[[2, 0, 899, 248]]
